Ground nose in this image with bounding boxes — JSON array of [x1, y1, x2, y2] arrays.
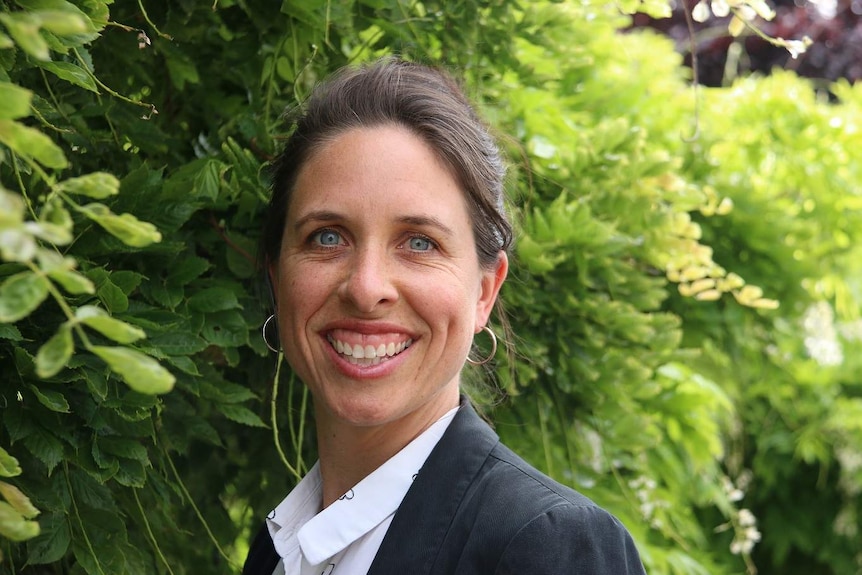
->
[[338, 247, 399, 313]]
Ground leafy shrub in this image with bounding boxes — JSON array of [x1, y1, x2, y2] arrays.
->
[[1, 1, 860, 574]]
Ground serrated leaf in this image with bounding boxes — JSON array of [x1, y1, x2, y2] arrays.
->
[[0, 447, 22, 477], [0, 323, 23, 341], [0, 81, 33, 119], [0, 119, 68, 168], [76, 306, 145, 344], [218, 403, 267, 427], [0, 481, 40, 519], [77, 203, 161, 247], [28, 384, 70, 413], [0, 501, 40, 541], [188, 286, 241, 312], [97, 438, 148, 464], [56, 172, 119, 198], [91, 346, 175, 394], [35, 60, 98, 93], [36, 324, 74, 378], [25, 511, 70, 564], [68, 470, 115, 511], [113, 459, 146, 488], [96, 277, 129, 313], [0, 271, 50, 323], [22, 429, 64, 474]]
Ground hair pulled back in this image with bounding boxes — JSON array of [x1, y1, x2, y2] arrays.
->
[[261, 58, 512, 271]]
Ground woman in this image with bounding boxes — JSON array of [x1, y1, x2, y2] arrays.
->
[[245, 58, 647, 575]]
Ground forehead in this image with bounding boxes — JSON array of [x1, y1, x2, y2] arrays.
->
[[288, 125, 471, 226]]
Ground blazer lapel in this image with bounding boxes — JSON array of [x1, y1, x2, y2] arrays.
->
[[367, 399, 499, 575]]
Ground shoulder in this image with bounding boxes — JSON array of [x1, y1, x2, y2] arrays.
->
[[465, 443, 647, 574]]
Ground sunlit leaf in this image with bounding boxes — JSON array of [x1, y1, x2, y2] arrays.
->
[[35, 324, 74, 378], [0, 271, 50, 323], [0, 481, 40, 519], [76, 306, 146, 344], [0, 501, 40, 541], [0, 119, 68, 168], [77, 203, 162, 247], [35, 60, 99, 93], [56, 172, 120, 199], [0, 12, 49, 60], [0, 448, 22, 478], [91, 346, 175, 394], [0, 82, 33, 119]]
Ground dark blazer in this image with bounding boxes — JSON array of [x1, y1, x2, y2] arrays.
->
[[243, 400, 647, 574]]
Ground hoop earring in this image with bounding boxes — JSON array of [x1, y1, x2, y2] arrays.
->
[[262, 314, 280, 353], [466, 326, 497, 366]]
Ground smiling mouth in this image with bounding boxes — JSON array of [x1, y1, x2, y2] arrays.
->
[[326, 335, 413, 366]]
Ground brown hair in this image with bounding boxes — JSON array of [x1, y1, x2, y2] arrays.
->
[[261, 57, 512, 271]]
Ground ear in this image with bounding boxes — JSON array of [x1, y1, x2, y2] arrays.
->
[[474, 251, 508, 332]]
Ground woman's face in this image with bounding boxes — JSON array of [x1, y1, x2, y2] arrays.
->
[[271, 125, 507, 431]]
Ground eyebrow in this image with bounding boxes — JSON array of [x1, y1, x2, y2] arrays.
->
[[292, 210, 343, 232], [293, 211, 456, 237]]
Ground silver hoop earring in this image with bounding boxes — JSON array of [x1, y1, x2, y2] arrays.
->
[[466, 326, 497, 366], [262, 314, 280, 353]]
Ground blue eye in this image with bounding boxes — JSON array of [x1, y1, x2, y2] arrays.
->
[[313, 230, 342, 246], [408, 236, 434, 251]]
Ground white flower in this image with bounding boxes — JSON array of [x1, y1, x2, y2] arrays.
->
[[738, 508, 756, 527]]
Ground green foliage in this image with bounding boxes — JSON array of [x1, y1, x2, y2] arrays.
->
[[1, 0, 860, 574]]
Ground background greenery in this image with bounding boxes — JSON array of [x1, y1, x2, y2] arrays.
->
[[1, 1, 860, 574]]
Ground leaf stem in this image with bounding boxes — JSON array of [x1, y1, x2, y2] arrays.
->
[[64, 463, 108, 575], [132, 488, 176, 575], [271, 353, 303, 481], [161, 446, 238, 568]]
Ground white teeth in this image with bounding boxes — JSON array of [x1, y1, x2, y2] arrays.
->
[[327, 335, 413, 363]]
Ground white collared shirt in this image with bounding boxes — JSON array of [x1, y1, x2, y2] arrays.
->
[[267, 407, 458, 575]]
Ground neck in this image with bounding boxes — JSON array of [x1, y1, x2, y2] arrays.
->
[[314, 393, 459, 508]]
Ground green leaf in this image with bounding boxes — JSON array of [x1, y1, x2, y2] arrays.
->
[[96, 276, 129, 313], [97, 438, 149, 464], [32, 9, 92, 37], [36, 323, 74, 378], [22, 429, 64, 474], [77, 203, 162, 247], [0, 271, 50, 323], [0, 501, 40, 541], [56, 172, 119, 198], [48, 268, 95, 295], [25, 512, 70, 564], [28, 384, 70, 413], [218, 403, 267, 427], [35, 60, 98, 92], [0, 323, 23, 341], [76, 305, 146, 343], [0, 447, 22, 477], [91, 346, 175, 394], [0, 81, 33, 119], [0, 119, 68, 168], [0, 13, 49, 60], [0, 481, 40, 519], [188, 286, 242, 312], [68, 470, 115, 512]]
